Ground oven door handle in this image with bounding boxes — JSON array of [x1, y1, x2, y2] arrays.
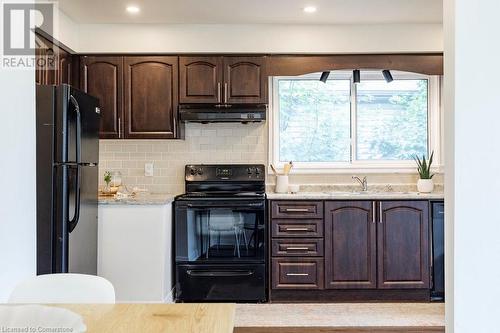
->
[[184, 202, 264, 209], [186, 270, 255, 277]]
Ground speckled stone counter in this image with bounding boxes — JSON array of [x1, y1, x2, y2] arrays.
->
[[266, 191, 444, 200], [98, 193, 176, 205]]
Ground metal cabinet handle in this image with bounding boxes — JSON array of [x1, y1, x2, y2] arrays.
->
[[284, 208, 311, 212], [379, 202, 383, 224], [372, 201, 376, 224], [286, 247, 309, 251], [217, 82, 221, 103], [118, 117, 122, 138], [285, 227, 310, 231], [224, 82, 228, 103], [286, 273, 309, 276]]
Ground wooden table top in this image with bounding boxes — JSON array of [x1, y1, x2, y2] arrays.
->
[[56, 303, 235, 333]]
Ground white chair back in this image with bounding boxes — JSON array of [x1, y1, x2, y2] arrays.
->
[[8, 273, 115, 304]]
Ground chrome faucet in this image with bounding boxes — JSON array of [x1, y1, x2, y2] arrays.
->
[[352, 176, 368, 191]]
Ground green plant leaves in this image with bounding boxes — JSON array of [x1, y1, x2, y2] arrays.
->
[[413, 151, 435, 179]]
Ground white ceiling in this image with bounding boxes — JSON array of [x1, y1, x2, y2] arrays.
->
[[58, 0, 443, 25]]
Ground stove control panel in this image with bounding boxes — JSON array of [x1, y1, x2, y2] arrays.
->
[[185, 164, 265, 181]]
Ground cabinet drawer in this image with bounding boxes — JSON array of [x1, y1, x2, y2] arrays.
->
[[272, 238, 324, 257], [271, 201, 323, 219], [272, 258, 324, 289], [271, 219, 323, 238]]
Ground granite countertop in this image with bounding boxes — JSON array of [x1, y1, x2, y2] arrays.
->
[[98, 193, 176, 205], [266, 191, 444, 200]]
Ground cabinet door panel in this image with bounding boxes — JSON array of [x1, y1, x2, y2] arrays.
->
[[80, 56, 123, 139], [224, 56, 267, 104], [271, 219, 324, 238], [272, 238, 324, 257], [35, 35, 47, 85], [179, 56, 222, 103], [58, 48, 72, 85], [324, 201, 377, 289], [124, 56, 178, 139], [271, 201, 323, 219], [35, 34, 58, 85], [378, 201, 430, 289], [272, 258, 324, 289]]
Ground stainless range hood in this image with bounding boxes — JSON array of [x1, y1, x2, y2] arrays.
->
[[179, 104, 267, 123]]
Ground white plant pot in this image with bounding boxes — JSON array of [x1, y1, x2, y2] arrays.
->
[[417, 179, 434, 193], [275, 175, 289, 193]]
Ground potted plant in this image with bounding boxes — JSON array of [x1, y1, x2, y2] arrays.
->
[[103, 171, 112, 193], [414, 151, 435, 193]]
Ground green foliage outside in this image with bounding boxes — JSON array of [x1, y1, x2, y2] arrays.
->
[[278, 78, 428, 163]]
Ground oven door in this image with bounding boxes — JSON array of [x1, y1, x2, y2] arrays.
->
[[175, 199, 266, 263]]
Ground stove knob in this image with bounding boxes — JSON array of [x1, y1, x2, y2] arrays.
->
[[255, 168, 261, 175], [247, 167, 253, 174], [197, 168, 204, 175], [189, 168, 196, 176]]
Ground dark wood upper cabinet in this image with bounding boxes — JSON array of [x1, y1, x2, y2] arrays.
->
[[377, 201, 430, 289], [35, 35, 47, 85], [35, 34, 57, 85], [179, 56, 267, 104], [58, 48, 73, 85], [179, 56, 222, 104], [35, 32, 77, 87], [224, 57, 267, 104], [324, 201, 377, 289], [124, 56, 179, 139], [80, 56, 123, 139]]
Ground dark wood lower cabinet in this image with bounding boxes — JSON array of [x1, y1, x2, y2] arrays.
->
[[324, 201, 377, 289], [269, 199, 432, 302], [378, 201, 430, 289], [272, 258, 324, 290]]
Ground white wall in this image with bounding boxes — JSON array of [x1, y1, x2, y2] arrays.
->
[[443, 0, 455, 330], [0, 70, 36, 302], [75, 23, 443, 53], [54, 8, 79, 50], [451, 0, 500, 331], [0, 3, 37, 301]]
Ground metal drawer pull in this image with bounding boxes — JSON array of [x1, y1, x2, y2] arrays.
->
[[379, 202, 383, 224], [286, 247, 309, 251], [372, 201, 376, 223], [285, 227, 310, 231], [283, 208, 311, 212], [286, 273, 309, 276]]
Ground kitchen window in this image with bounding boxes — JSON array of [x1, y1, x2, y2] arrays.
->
[[269, 71, 442, 173]]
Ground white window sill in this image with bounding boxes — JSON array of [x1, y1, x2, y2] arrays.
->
[[267, 165, 444, 175]]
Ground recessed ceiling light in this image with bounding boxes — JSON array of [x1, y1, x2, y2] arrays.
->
[[303, 6, 317, 13], [126, 5, 140, 14]]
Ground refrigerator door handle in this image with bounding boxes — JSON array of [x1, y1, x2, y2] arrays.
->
[[69, 94, 82, 164], [68, 165, 81, 233]]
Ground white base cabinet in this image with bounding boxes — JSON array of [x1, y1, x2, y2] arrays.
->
[[98, 203, 173, 303]]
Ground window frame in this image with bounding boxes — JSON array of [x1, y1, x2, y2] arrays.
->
[[269, 70, 442, 174]]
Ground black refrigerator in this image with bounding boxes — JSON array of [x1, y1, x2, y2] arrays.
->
[[36, 84, 100, 275]]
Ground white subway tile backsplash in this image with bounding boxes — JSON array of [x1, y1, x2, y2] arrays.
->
[[99, 123, 267, 194], [106, 144, 122, 152], [137, 145, 153, 153]]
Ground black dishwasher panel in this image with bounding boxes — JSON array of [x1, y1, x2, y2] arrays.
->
[[431, 201, 445, 301]]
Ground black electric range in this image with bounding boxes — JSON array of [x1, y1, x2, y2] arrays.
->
[[174, 164, 267, 303]]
